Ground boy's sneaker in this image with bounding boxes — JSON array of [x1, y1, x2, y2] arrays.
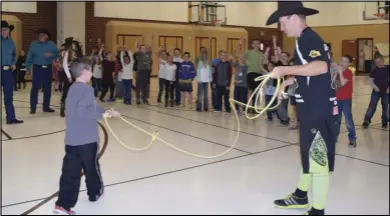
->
[[196, 108, 202, 112], [136, 101, 141, 105], [274, 193, 310, 209], [54, 206, 76, 215], [362, 121, 370, 128], [382, 124, 388, 129], [348, 140, 357, 148], [107, 98, 115, 102], [204, 108, 208, 112], [303, 208, 325, 215], [89, 189, 104, 202]]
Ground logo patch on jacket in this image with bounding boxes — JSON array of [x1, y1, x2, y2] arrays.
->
[[309, 50, 321, 58]]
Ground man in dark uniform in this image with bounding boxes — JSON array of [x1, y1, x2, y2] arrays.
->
[[1, 20, 23, 125], [266, 2, 337, 215], [26, 28, 59, 114]]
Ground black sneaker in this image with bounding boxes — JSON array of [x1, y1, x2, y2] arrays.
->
[[89, 189, 104, 202], [362, 121, 370, 129], [304, 208, 325, 215], [204, 108, 209, 112], [43, 108, 55, 113], [30, 110, 36, 114], [6, 119, 24, 125], [136, 101, 141, 105], [274, 193, 310, 209], [348, 140, 357, 148], [382, 124, 388, 129], [196, 109, 202, 112]]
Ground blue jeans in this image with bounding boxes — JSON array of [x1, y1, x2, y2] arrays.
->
[[175, 81, 181, 105], [210, 82, 217, 109], [1, 69, 16, 121], [158, 78, 166, 102], [92, 77, 101, 97], [234, 86, 248, 111], [364, 90, 389, 125], [121, 79, 132, 104], [30, 64, 53, 111], [196, 82, 209, 110], [277, 98, 289, 122], [265, 94, 278, 120], [335, 100, 356, 142]]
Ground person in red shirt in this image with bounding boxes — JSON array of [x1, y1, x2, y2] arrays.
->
[[335, 55, 357, 147]]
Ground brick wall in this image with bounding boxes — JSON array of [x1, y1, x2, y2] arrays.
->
[[2, 2, 57, 52], [85, 2, 283, 54]]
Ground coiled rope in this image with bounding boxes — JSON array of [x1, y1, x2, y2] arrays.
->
[[104, 74, 285, 159]]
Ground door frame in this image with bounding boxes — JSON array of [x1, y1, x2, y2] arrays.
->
[[356, 37, 374, 73]]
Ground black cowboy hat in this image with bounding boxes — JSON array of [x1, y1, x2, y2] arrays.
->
[[1, 20, 14, 32], [266, 1, 319, 26], [36, 28, 50, 37]]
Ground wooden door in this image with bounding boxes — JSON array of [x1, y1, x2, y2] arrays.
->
[[341, 40, 357, 68], [195, 37, 217, 60], [117, 34, 143, 52], [227, 38, 246, 55], [158, 36, 183, 54]]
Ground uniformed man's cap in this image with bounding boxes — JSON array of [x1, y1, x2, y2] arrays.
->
[[36, 28, 50, 37], [1, 20, 14, 32], [266, 1, 319, 26]]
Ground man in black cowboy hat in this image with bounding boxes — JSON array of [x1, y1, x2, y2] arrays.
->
[[1, 20, 24, 124], [26, 28, 59, 114], [267, 2, 336, 215]]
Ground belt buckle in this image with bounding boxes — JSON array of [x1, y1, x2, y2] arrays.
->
[[42, 65, 48, 68], [3, 66, 10, 70]]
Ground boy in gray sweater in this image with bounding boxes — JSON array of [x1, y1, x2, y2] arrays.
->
[[54, 58, 118, 215]]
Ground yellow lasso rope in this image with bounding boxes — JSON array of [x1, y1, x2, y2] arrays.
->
[[104, 74, 285, 159]]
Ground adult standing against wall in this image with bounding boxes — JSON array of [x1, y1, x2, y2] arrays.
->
[[26, 28, 59, 114], [244, 39, 267, 113], [1, 20, 23, 125], [363, 40, 373, 74]]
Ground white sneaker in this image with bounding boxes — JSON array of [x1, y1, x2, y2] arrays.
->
[[54, 206, 76, 215]]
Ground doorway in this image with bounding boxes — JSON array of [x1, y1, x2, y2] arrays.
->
[[341, 40, 357, 70], [356, 38, 374, 74]]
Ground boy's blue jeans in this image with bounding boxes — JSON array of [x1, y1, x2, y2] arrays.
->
[[364, 90, 389, 125], [335, 99, 357, 142], [265, 94, 277, 120]]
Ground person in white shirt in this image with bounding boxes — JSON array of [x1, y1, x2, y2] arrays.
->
[[92, 57, 103, 97], [164, 54, 177, 107], [157, 50, 168, 103], [120, 47, 134, 105], [196, 56, 213, 112], [173, 48, 183, 105], [364, 41, 373, 73]]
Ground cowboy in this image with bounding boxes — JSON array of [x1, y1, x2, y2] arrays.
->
[[1, 20, 24, 125], [267, 2, 336, 215], [26, 28, 59, 114]]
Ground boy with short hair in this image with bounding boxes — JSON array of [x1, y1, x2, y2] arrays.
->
[[54, 57, 119, 215], [178, 52, 196, 108], [335, 55, 357, 147], [363, 55, 389, 129], [213, 51, 233, 113]]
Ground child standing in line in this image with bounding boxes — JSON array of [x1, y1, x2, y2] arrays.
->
[[92, 57, 102, 97], [16, 50, 27, 90], [157, 50, 168, 103], [196, 55, 213, 112], [178, 52, 196, 109], [164, 54, 177, 107], [120, 46, 134, 105], [99, 45, 116, 102], [53, 57, 119, 215], [232, 54, 248, 115], [264, 62, 278, 122], [114, 54, 122, 100], [213, 51, 233, 113]]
